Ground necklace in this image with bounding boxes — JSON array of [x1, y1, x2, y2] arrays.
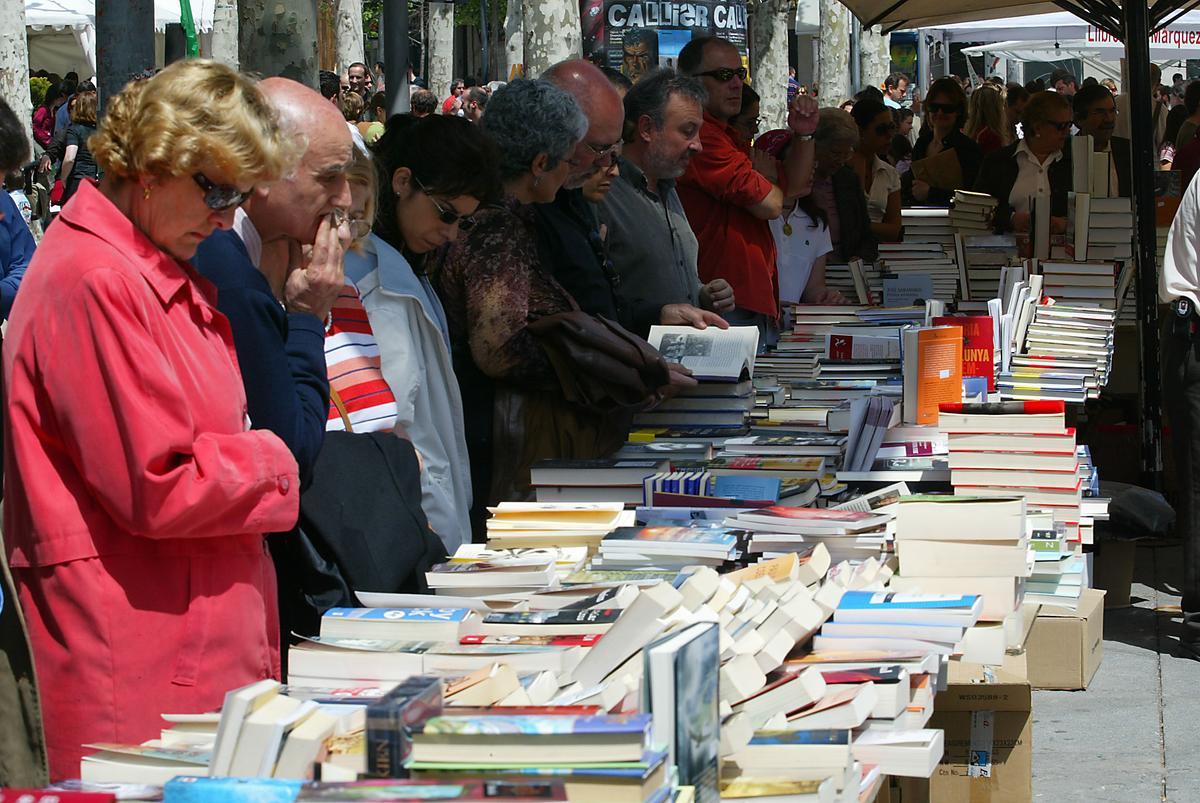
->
[[782, 204, 796, 236]]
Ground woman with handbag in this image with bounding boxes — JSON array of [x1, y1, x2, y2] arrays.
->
[[438, 79, 669, 526]]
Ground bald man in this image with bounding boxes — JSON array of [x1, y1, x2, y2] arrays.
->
[[192, 77, 354, 655], [536, 59, 726, 337], [193, 76, 352, 483]]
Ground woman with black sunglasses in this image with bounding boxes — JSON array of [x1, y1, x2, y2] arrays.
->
[[903, 77, 982, 207], [4, 60, 302, 781], [849, 97, 903, 243], [973, 91, 1074, 236], [342, 113, 499, 550]]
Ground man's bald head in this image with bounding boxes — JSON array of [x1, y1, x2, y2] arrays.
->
[[251, 77, 354, 245], [543, 59, 624, 188]]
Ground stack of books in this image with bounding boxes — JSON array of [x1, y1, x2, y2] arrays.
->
[[813, 590, 987, 664], [1005, 304, 1116, 401], [901, 207, 955, 249], [956, 233, 1017, 305], [639, 326, 758, 434], [483, 502, 633, 550], [1038, 260, 1117, 310], [530, 459, 671, 505], [889, 496, 1028, 623], [823, 259, 880, 305], [728, 506, 893, 565], [948, 190, 997, 235], [939, 401, 1085, 543], [877, 244, 962, 304], [593, 524, 742, 570], [1062, 192, 1134, 263]]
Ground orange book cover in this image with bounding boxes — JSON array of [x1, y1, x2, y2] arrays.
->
[[933, 315, 995, 391], [905, 326, 963, 425]]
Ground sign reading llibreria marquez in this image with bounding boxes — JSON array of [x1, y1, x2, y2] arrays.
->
[[580, 0, 749, 84]]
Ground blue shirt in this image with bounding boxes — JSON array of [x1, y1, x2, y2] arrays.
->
[[192, 229, 329, 485], [0, 192, 34, 318]]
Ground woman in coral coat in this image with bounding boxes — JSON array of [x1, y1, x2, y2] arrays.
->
[[3, 60, 303, 781]]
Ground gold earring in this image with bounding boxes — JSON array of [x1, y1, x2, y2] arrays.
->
[[143, 186, 151, 200]]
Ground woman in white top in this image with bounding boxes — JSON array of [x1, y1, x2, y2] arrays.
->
[[753, 129, 847, 309], [848, 97, 903, 243]]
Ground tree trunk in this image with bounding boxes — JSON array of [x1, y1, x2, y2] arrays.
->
[[239, 0, 320, 86], [522, 0, 580, 78], [210, 0, 239, 68], [334, 0, 365, 73], [859, 24, 890, 95], [96, 0, 155, 109], [504, 0, 524, 79], [749, 0, 791, 132], [817, 0, 851, 106], [428, 2, 455, 106], [0, 0, 32, 154]]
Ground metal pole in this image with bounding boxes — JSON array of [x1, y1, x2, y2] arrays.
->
[[384, 0, 411, 115], [96, 0, 155, 111], [850, 18, 862, 93], [1123, 0, 1164, 489], [480, 0, 490, 83]]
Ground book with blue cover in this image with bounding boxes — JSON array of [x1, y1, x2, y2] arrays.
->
[[163, 776, 303, 802], [325, 608, 473, 623], [747, 729, 852, 747], [601, 526, 739, 555], [834, 591, 983, 627]]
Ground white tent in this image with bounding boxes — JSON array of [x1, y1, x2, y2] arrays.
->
[[25, 0, 217, 79]]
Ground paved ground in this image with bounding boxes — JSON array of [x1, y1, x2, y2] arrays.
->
[[1032, 540, 1196, 802]]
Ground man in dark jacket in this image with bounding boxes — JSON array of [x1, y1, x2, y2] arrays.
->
[[1073, 82, 1131, 198], [192, 78, 351, 656]]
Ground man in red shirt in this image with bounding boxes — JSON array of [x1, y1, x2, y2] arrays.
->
[[677, 36, 818, 347]]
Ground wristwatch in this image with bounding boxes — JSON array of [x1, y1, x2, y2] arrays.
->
[[793, 133, 814, 141]]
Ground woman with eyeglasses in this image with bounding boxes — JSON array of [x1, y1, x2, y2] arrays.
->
[[437, 79, 618, 529], [342, 114, 497, 550], [903, 77, 982, 206], [3, 60, 302, 780], [973, 91, 1074, 236], [848, 97, 903, 243]]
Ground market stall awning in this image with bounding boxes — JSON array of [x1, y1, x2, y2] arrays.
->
[[25, 0, 217, 33], [841, 0, 1192, 37]]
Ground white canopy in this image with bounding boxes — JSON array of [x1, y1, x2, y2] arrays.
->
[[916, 10, 1200, 41], [26, 0, 217, 79], [25, 0, 216, 33]]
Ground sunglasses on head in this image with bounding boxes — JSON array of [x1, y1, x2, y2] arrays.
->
[[697, 67, 747, 83], [193, 173, 252, 211], [926, 101, 958, 115], [414, 176, 475, 231]]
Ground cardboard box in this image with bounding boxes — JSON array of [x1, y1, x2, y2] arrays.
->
[[894, 660, 1032, 803], [1025, 588, 1105, 690]]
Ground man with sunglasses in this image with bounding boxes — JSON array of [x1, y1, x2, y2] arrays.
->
[[1072, 83, 1130, 198], [535, 59, 727, 338], [676, 35, 819, 349]]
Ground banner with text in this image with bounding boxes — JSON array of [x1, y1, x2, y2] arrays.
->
[[580, 0, 749, 83]]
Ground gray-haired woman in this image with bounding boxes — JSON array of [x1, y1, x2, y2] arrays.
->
[[437, 79, 610, 525], [809, 107, 878, 262]]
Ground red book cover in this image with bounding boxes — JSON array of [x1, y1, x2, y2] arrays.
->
[[939, 400, 1066, 414], [1, 795, 115, 803], [933, 315, 995, 391]]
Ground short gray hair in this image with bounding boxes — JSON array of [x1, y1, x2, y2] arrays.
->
[[622, 69, 707, 138], [815, 107, 859, 149], [481, 78, 588, 181]]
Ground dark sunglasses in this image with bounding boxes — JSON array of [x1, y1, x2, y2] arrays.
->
[[415, 176, 475, 230], [697, 67, 747, 83], [193, 173, 252, 211], [926, 102, 958, 115], [1045, 120, 1073, 132]]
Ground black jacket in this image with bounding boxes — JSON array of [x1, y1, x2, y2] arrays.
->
[[829, 165, 878, 262], [903, 129, 984, 206], [276, 431, 448, 645], [972, 142, 1074, 233]]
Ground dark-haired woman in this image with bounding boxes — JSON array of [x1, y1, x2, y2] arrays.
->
[[32, 83, 61, 148], [755, 129, 846, 307], [849, 97, 902, 243], [344, 113, 498, 550], [903, 77, 982, 206], [59, 89, 99, 204]]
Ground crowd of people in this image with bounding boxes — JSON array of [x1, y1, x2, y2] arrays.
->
[[0, 45, 1179, 788]]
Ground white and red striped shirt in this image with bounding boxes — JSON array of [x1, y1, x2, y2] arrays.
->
[[324, 282, 399, 433]]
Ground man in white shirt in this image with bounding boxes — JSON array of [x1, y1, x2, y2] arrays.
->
[[1160, 170, 1200, 659]]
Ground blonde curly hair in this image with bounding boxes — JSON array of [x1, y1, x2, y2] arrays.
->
[[90, 59, 294, 186]]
